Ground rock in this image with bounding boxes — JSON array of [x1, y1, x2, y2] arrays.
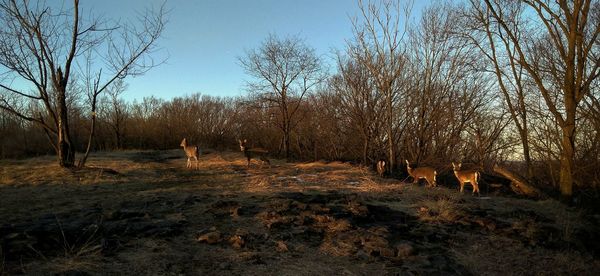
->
[[276, 240, 288, 252], [396, 243, 415, 258], [197, 231, 221, 244]]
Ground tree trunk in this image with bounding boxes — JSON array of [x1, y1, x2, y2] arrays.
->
[[519, 129, 534, 180], [78, 111, 96, 168], [559, 123, 575, 204], [57, 89, 75, 167], [284, 125, 291, 161], [115, 128, 122, 149], [57, 126, 75, 167], [386, 91, 395, 174], [362, 136, 369, 165], [559, 71, 577, 204]]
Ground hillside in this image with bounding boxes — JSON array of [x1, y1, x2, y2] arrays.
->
[[1, 150, 598, 275]]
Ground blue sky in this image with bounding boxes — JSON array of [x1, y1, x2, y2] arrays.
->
[[79, 0, 426, 101]]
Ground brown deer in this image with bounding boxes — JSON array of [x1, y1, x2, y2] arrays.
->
[[376, 159, 386, 177], [405, 160, 437, 187], [180, 138, 200, 169], [452, 162, 480, 195], [239, 139, 270, 168]]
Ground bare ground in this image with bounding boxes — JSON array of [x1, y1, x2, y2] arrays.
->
[[0, 150, 598, 275]]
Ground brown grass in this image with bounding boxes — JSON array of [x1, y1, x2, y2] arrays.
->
[[1, 150, 598, 275], [417, 196, 464, 223]]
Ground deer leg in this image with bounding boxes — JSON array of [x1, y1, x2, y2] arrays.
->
[[460, 182, 464, 193]]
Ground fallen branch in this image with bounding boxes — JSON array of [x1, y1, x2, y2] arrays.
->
[[493, 165, 545, 198]]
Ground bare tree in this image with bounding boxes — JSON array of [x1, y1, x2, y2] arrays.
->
[[0, 0, 166, 167], [350, 0, 412, 174], [404, 1, 491, 166], [239, 34, 324, 160], [468, 0, 600, 202], [463, 1, 538, 179], [331, 55, 382, 165], [101, 79, 128, 150]]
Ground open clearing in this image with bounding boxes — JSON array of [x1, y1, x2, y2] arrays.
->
[[1, 150, 599, 275]]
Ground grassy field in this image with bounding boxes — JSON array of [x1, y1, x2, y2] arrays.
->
[[1, 150, 598, 275]]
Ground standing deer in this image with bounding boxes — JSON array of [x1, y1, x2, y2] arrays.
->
[[376, 159, 386, 177], [452, 162, 480, 195], [405, 160, 437, 187], [239, 139, 270, 168], [180, 138, 200, 169]]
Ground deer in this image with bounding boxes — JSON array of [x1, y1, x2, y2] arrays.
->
[[180, 138, 200, 169], [452, 162, 480, 195], [376, 159, 386, 177], [239, 139, 270, 168], [405, 160, 437, 187]]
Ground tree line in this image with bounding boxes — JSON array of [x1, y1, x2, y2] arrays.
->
[[1, 0, 599, 203]]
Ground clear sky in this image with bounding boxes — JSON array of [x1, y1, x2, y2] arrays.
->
[[79, 0, 426, 101]]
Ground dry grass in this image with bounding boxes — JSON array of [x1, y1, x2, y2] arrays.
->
[[0, 150, 598, 275], [416, 193, 464, 223]]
